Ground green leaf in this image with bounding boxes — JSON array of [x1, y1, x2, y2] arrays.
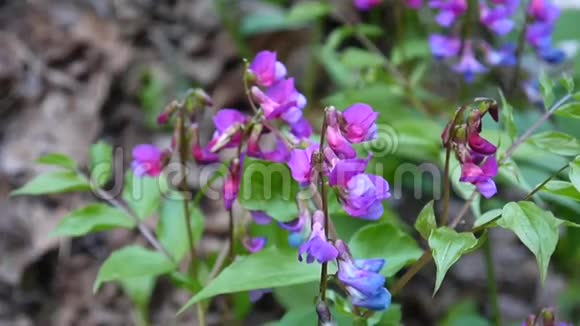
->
[[349, 222, 423, 277], [240, 12, 303, 36], [561, 74, 575, 93], [473, 209, 502, 229], [428, 227, 478, 294], [498, 89, 518, 141], [555, 102, 580, 120], [497, 201, 562, 282], [527, 131, 580, 156], [539, 71, 555, 108], [11, 171, 90, 196], [36, 153, 77, 170], [286, 2, 330, 23], [238, 158, 300, 222], [569, 156, 580, 193], [94, 246, 175, 292], [119, 276, 155, 325], [273, 282, 318, 310], [340, 47, 384, 69], [369, 304, 402, 326], [541, 180, 580, 201], [89, 142, 113, 187], [179, 247, 324, 312], [52, 204, 135, 237], [122, 171, 162, 220], [157, 197, 205, 262], [415, 200, 436, 240]]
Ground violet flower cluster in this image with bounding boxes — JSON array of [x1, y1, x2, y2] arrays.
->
[[442, 101, 500, 198], [285, 104, 392, 311], [132, 51, 393, 311]]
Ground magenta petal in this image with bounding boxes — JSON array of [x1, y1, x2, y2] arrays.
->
[[366, 174, 391, 200], [213, 109, 247, 132], [468, 133, 497, 155], [133, 144, 162, 162], [342, 103, 379, 143], [460, 162, 485, 183], [480, 156, 499, 177]]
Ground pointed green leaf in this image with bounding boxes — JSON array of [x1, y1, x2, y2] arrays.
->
[[89, 141, 113, 187], [415, 200, 437, 240], [179, 247, 324, 313], [497, 201, 561, 282], [36, 153, 77, 170], [11, 171, 90, 196], [569, 156, 580, 193], [52, 204, 135, 237], [555, 102, 580, 119], [94, 246, 175, 292], [349, 223, 423, 277], [541, 180, 580, 201], [539, 71, 555, 108], [429, 227, 478, 294], [157, 197, 205, 262], [286, 2, 330, 23], [473, 209, 502, 229], [122, 171, 162, 220], [527, 131, 580, 156], [119, 276, 155, 324], [238, 158, 300, 222]]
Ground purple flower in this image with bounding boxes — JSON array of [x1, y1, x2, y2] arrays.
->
[[290, 117, 313, 139], [523, 80, 543, 105], [326, 108, 356, 159], [526, 22, 553, 49], [328, 156, 370, 187], [287, 144, 318, 186], [223, 160, 241, 210], [192, 144, 220, 164], [298, 210, 338, 264], [481, 43, 517, 66], [339, 174, 391, 220], [279, 208, 308, 232], [243, 237, 267, 253], [528, 0, 559, 24], [209, 109, 248, 151], [336, 241, 391, 311], [480, 2, 517, 35], [131, 144, 165, 177], [405, 0, 423, 9], [468, 132, 497, 155], [429, 34, 461, 59], [429, 0, 468, 27], [341, 103, 379, 143], [261, 139, 291, 163], [251, 211, 273, 225], [248, 51, 287, 87], [460, 156, 498, 198], [251, 78, 306, 122], [354, 0, 383, 11], [452, 42, 487, 83]]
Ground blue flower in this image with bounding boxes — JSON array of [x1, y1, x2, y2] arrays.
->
[[336, 241, 392, 311]]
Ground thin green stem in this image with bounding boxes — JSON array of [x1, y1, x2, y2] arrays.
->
[[524, 163, 569, 200], [390, 250, 433, 296], [483, 240, 501, 326], [228, 209, 235, 262], [441, 146, 452, 225], [317, 110, 330, 324], [178, 111, 197, 275]]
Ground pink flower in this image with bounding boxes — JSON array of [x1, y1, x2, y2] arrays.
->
[[354, 0, 383, 11], [131, 144, 165, 177], [341, 103, 379, 143], [460, 156, 499, 198], [248, 51, 287, 87]]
